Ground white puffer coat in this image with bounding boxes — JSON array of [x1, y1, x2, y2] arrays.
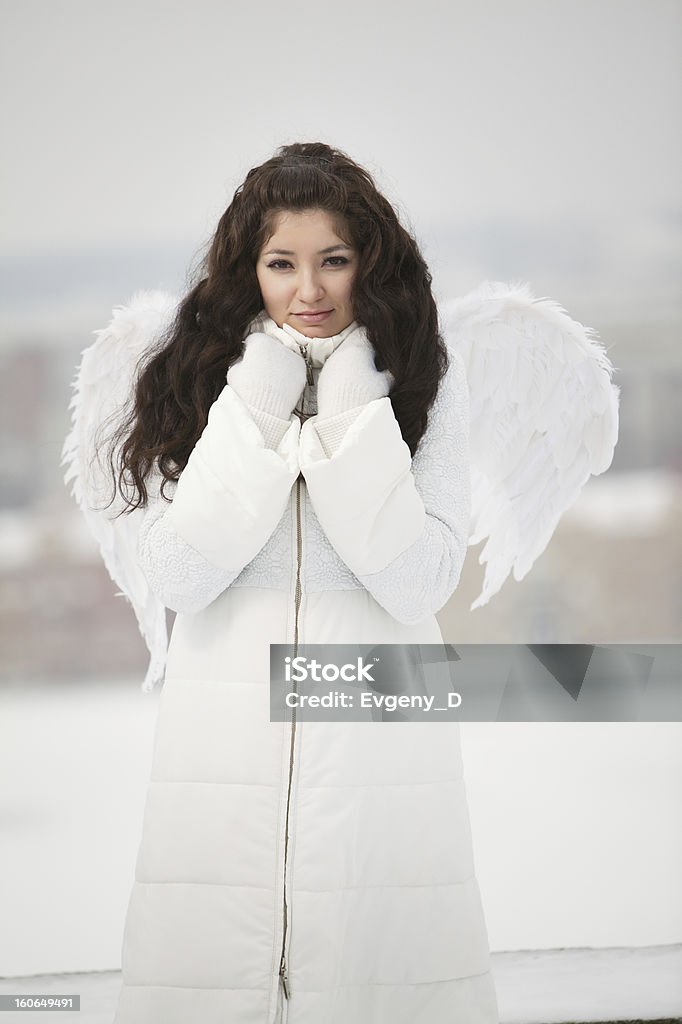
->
[[111, 311, 499, 1023]]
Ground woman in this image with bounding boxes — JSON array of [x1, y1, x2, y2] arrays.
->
[[101, 141, 499, 1023]]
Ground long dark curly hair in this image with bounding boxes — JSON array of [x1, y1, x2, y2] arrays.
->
[[104, 141, 450, 513]]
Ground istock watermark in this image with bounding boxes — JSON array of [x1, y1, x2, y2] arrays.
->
[[269, 643, 682, 722], [284, 655, 378, 684]]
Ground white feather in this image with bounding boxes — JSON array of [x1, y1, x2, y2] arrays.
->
[[442, 280, 620, 610], [61, 289, 181, 692]]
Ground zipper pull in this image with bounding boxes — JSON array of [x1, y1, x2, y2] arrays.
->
[[279, 958, 290, 1000], [297, 342, 315, 385]]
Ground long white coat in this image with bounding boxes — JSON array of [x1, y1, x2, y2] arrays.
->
[[111, 312, 499, 1023]]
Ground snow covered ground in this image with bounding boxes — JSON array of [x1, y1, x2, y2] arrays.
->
[[493, 944, 682, 1022], [0, 945, 680, 1023], [1, 680, 681, 1010]]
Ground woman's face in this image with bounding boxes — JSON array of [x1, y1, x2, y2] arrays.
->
[[255, 208, 357, 338]]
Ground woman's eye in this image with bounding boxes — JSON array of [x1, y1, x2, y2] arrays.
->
[[267, 256, 349, 270]]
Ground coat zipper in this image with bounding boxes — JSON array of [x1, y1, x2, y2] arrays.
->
[[298, 341, 315, 386], [278, 342, 312, 1008], [277, 474, 301, 1004]]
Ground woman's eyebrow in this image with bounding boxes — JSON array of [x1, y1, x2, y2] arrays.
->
[[263, 244, 353, 255]]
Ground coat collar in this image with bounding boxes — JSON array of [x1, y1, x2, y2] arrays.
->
[[245, 309, 359, 368]]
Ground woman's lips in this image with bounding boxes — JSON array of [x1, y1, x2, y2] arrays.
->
[[295, 310, 332, 323]]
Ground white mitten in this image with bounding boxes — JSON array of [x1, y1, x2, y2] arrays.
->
[[316, 325, 394, 417], [227, 332, 306, 419], [314, 326, 394, 456]]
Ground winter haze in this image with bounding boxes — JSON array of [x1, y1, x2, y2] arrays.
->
[[1, 0, 680, 329]]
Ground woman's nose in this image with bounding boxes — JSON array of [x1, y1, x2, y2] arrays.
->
[[295, 269, 325, 301]]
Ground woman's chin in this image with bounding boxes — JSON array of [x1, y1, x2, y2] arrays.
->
[[287, 317, 353, 340], [285, 321, 334, 340]]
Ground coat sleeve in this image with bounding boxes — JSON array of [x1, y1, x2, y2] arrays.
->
[[136, 383, 301, 614], [298, 352, 471, 624]]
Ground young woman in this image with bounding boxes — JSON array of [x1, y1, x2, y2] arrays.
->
[[99, 141, 499, 1023]]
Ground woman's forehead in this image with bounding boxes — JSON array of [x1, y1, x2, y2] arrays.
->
[[263, 208, 351, 245]]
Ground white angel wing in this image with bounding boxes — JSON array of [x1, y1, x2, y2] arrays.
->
[[441, 279, 620, 611], [61, 289, 181, 692]]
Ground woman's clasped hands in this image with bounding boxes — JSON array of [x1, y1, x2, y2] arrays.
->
[[226, 325, 394, 426]]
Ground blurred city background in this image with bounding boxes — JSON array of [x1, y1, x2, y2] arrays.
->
[[1, 3, 680, 686], [1, 0, 680, 1005]]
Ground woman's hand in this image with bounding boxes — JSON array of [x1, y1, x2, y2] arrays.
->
[[226, 332, 307, 420], [316, 326, 394, 419]]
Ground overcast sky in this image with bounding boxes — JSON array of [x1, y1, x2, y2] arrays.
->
[[1, 0, 680, 329]]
